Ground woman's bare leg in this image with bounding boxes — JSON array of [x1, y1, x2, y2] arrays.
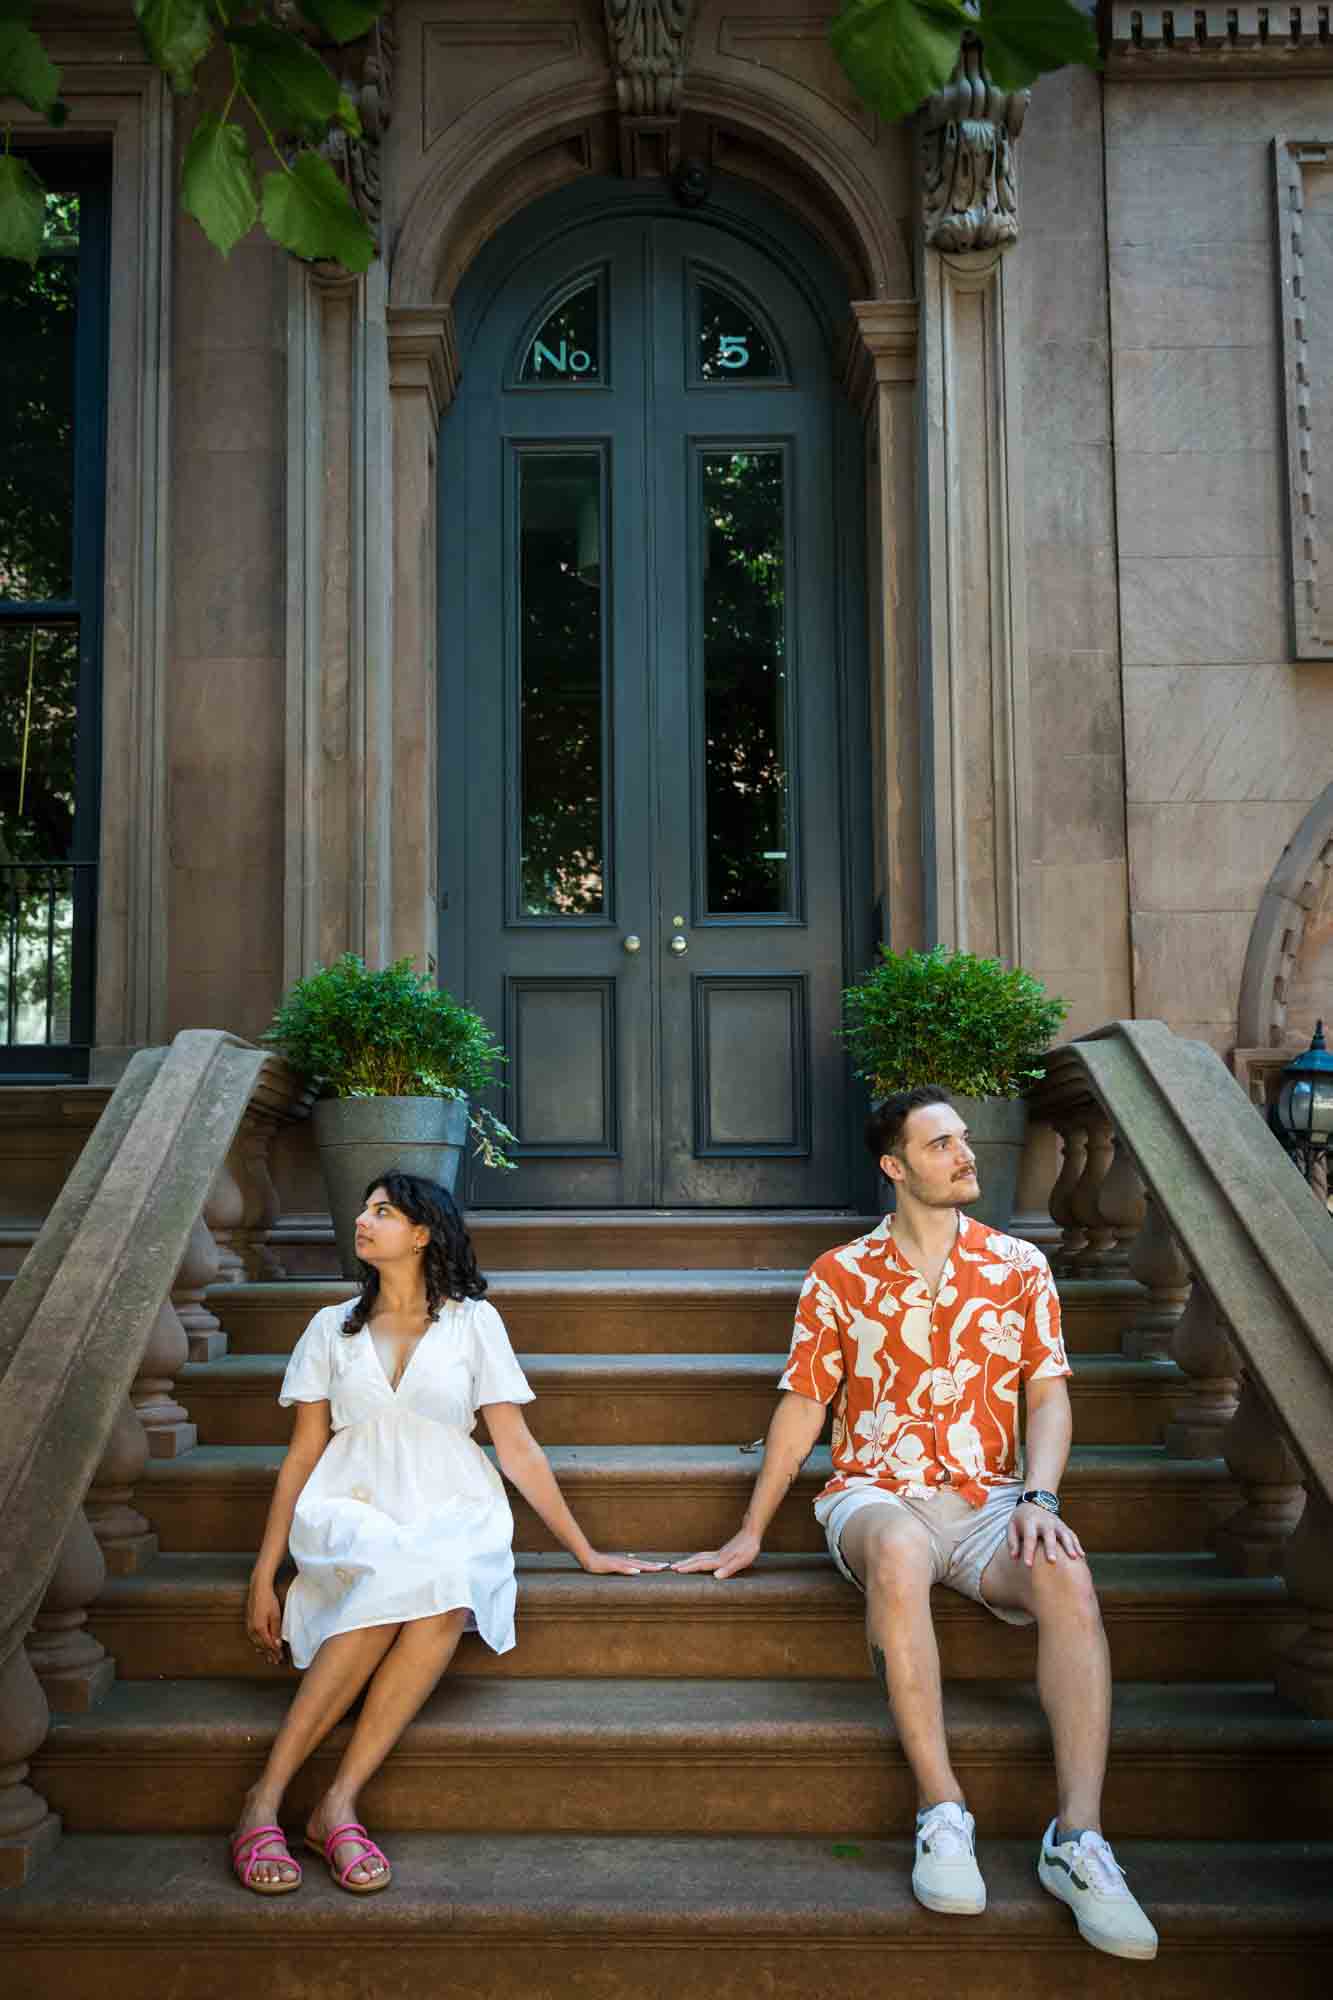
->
[[307, 1607, 470, 1885], [232, 1622, 402, 1885]]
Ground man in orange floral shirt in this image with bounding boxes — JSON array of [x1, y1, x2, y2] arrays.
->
[[677, 1086, 1158, 1962]]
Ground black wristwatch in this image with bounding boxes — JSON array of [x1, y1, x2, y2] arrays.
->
[[1021, 1488, 1061, 1515]]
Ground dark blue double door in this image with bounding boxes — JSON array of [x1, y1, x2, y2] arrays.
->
[[442, 198, 867, 1206]]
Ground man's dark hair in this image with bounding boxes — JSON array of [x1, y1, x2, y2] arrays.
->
[[865, 1086, 951, 1163]]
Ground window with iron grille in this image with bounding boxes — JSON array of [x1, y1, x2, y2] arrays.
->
[[0, 155, 109, 1080]]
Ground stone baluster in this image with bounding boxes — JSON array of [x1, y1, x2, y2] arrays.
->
[[1162, 1279, 1240, 1457], [173, 1215, 227, 1363], [1047, 1118, 1088, 1272], [1214, 1373, 1306, 1576], [235, 1119, 286, 1279], [1094, 1135, 1146, 1271], [0, 1646, 61, 1885], [1069, 1109, 1117, 1273], [1277, 1484, 1333, 1717], [84, 1397, 158, 1576], [25, 1509, 114, 1712], [206, 1151, 248, 1284], [129, 1300, 198, 1458], [1123, 1194, 1190, 1359]]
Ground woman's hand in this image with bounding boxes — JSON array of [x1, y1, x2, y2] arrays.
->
[[580, 1549, 668, 1576], [246, 1574, 284, 1665]]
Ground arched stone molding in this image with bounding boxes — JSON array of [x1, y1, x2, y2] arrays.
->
[[388, 70, 908, 311], [1236, 783, 1333, 1050]]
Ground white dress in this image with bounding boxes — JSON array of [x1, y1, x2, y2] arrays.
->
[[277, 1296, 535, 1669]]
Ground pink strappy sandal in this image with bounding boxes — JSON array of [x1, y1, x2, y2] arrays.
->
[[230, 1823, 302, 1895], [305, 1820, 392, 1894]]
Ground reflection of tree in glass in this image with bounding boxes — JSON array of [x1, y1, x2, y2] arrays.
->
[[519, 281, 601, 383], [519, 458, 604, 915], [0, 626, 78, 1039], [703, 452, 789, 913], [0, 195, 79, 603], [698, 285, 777, 381]]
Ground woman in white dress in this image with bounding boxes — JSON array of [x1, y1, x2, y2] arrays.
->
[[229, 1170, 655, 1896]]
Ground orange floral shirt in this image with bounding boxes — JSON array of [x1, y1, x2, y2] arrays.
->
[[778, 1214, 1071, 1509]]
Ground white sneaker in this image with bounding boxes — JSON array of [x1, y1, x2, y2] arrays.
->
[[912, 1801, 986, 1915], [1038, 1820, 1158, 1960]]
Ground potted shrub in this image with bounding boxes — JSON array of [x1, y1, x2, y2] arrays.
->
[[264, 954, 516, 1275], [840, 945, 1067, 1229]]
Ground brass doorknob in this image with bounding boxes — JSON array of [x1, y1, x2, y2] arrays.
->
[[670, 935, 688, 955], [622, 934, 642, 954]]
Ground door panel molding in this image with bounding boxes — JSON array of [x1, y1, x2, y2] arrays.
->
[[692, 973, 811, 1157]]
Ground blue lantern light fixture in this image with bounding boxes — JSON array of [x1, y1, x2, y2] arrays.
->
[[1270, 1020, 1333, 1187]]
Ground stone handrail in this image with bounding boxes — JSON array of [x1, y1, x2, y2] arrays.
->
[[1028, 1019, 1333, 1506], [0, 1032, 277, 1678], [1027, 1019, 1333, 1716]]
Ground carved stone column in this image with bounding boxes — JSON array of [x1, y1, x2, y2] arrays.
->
[[1277, 1484, 1333, 1717], [25, 1510, 114, 1713], [1047, 1119, 1088, 1272], [0, 1646, 60, 1886], [130, 1300, 197, 1458], [84, 1398, 157, 1577], [1124, 1193, 1189, 1359], [1163, 1280, 1240, 1458], [174, 1214, 225, 1363], [1068, 1110, 1116, 1273], [843, 301, 922, 952], [1214, 1374, 1307, 1576], [605, 1, 697, 177]]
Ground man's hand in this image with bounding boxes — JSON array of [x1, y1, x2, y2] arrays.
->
[[1007, 1501, 1084, 1567], [671, 1527, 762, 1579]]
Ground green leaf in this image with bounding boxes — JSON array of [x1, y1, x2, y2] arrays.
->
[[335, 88, 363, 138], [133, 0, 213, 95], [298, 0, 384, 46], [0, 1, 35, 26], [226, 22, 341, 141], [829, 0, 969, 125], [0, 150, 45, 263], [0, 18, 62, 116], [975, 0, 1100, 91], [182, 113, 259, 257], [260, 149, 373, 271]]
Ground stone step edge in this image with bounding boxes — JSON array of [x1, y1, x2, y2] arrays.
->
[[2, 1833, 1330, 1940], [180, 1351, 1181, 1382], [208, 1270, 1145, 1302]]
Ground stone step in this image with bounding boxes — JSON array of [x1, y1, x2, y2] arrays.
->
[[137, 1443, 1238, 1557], [31, 1679, 1333, 1841], [90, 1551, 1298, 1686], [8, 1831, 1332, 1997], [3, 1834, 1330, 1998], [178, 1350, 1184, 1449], [210, 1271, 1144, 1357]]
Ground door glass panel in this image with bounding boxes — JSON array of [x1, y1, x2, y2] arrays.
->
[[1, 622, 80, 1045], [0, 192, 80, 602], [518, 452, 606, 917], [518, 277, 604, 385], [697, 282, 780, 382], [700, 449, 791, 914]]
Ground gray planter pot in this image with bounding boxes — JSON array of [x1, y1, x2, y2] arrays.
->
[[952, 1092, 1029, 1233], [312, 1096, 470, 1278]]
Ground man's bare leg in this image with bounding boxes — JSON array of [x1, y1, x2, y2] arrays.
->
[[838, 1506, 961, 1808], [980, 1540, 1110, 1833]]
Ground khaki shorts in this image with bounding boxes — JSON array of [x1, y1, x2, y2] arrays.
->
[[815, 1482, 1033, 1627]]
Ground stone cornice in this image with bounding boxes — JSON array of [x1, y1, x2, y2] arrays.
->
[[386, 305, 460, 424], [841, 299, 919, 419], [1107, 4, 1333, 76]]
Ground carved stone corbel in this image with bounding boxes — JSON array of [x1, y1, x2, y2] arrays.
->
[[604, 1, 698, 178], [919, 33, 1026, 254], [298, 0, 395, 244]]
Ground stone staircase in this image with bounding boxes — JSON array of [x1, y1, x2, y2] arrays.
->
[[4, 1211, 1333, 1993]]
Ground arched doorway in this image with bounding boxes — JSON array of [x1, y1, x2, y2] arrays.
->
[[441, 179, 870, 1206]]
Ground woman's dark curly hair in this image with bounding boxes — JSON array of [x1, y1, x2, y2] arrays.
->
[[341, 1169, 487, 1336]]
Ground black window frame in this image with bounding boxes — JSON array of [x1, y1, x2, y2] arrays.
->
[[1, 149, 111, 1082]]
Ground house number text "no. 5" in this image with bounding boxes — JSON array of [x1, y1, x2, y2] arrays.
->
[[715, 335, 749, 368], [530, 339, 595, 375]]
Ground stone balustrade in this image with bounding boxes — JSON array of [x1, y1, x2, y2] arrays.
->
[[1026, 1020, 1333, 1716]]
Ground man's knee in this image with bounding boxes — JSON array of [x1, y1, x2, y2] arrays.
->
[[1031, 1553, 1102, 1627], [857, 1519, 933, 1604]]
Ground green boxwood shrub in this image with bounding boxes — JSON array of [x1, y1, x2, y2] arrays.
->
[[263, 954, 516, 1169], [840, 946, 1068, 1100]]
